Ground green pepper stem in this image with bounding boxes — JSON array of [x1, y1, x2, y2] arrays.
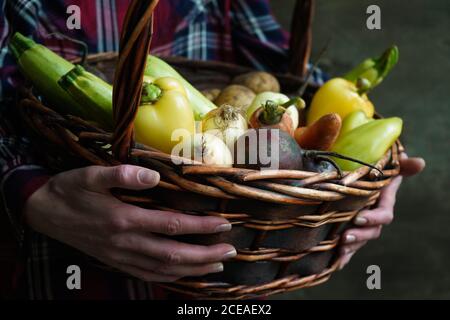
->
[[356, 77, 372, 96], [344, 46, 399, 94], [141, 83, 162, 104], [281, 97, 306, 110]]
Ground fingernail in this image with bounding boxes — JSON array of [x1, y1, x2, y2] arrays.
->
[[210, 263, 224, 273], [138, 169, 159, 185], [223, 249, 237, 260], [345, 234, 356, 243], [354, 216, 368, 226], [214, 224, 232, 233]]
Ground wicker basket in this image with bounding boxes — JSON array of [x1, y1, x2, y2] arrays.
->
[[16, 0, 402, 299]]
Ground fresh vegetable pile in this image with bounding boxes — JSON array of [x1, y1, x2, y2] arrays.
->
[[10, 32, 402, 175]]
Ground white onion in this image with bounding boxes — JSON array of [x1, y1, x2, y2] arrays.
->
[[202, 105, 248, 150], [187, 133, 233, 167]]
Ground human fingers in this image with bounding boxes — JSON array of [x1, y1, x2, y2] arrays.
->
[[353, 176, 402, 227], [342, 226, 382, 244], [339, 251, 356, 270], [79, 165, 160, 192], [399, 155, 425, 177], [128, 208, 232, 235], [340, 241, 367, 256], [110, 232, 237, 265], [106, 249, 224, 277]]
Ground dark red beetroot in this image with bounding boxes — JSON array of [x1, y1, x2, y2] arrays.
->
[[232, 128, 381, 175], [233, 128, 303, 170]]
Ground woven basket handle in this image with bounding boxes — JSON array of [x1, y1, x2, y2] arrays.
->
[[112, 0, 314, 162], [289, 0, 315, 77], [112, 0, 158, 162]]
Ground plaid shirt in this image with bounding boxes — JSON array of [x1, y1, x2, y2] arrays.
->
[[0, 0, 324, 300]]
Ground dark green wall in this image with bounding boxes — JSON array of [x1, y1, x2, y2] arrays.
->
[[271, 0, 450, 299]]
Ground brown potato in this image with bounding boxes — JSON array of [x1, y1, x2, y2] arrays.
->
[[232, 71, 280, 93], [214, 85, 256, 110], [201, 88, 221, 102]]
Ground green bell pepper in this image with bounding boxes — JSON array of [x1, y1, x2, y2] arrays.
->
[[339, 110, 374, 137], [331, 117, 403, 171]]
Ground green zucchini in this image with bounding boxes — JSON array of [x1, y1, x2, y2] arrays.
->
[[145, 55, 217, 120], [10, 32, 216, 124], [9, 32, 84, 117], [58, 65, 113, 129]]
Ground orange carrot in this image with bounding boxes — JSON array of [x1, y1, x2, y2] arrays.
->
[[294, 126, 307, 143], [294, 113, 342, 150]]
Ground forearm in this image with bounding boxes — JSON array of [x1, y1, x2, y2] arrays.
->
[[1, 164, 51, 241], [0, 117, 51, 242]]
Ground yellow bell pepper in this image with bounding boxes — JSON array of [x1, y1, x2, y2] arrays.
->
[[134, 76, 195, 154], [307, 46, 399, 126], [306, 78, 375, 125], [145, 55, 217, 120]]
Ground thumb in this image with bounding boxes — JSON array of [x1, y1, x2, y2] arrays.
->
[[83, 165, 160, 192], [399, 154, 426, 177]]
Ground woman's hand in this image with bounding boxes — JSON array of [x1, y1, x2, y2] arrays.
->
[[339, 154, 425, 268], [23, 165, 236, 282]]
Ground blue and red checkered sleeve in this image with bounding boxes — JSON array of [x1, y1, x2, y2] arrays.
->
[[230, 0, 290, 72], [0, 1, 52, 244]]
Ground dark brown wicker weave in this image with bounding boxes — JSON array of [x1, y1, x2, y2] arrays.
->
[[16, 0, 402, 299]]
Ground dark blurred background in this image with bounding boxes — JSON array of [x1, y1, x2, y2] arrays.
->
[[271, 0, 450, 299]]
